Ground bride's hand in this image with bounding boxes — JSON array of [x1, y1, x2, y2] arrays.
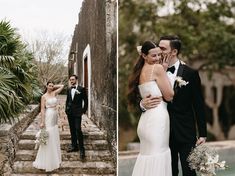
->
[[196, 137, 206, 146], [40, 122, 45, 129]]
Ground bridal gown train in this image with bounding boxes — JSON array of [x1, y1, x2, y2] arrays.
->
[[33, 97, 62, 172], [132, 81, 172, 176]]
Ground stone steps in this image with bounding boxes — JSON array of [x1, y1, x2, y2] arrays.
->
[[13, 161, 115, 174], [12, 96, 115, 175], [18, 139, 109, 151], [15, 150, 112, 162], [11, 174, 114, 176], [13, 135, 115, 175], [21, 130, 106, 140]]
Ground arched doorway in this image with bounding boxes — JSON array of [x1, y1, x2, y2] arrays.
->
[[82, 44, 91, 118], [83, 57, 88, 92]]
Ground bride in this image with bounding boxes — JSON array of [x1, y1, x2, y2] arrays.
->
[[128, 41, 174, 176], [33, 81, 64, 172]]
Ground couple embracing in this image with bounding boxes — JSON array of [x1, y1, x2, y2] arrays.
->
[[128, 35, 207, 176]]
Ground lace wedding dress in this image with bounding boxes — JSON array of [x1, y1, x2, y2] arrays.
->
[[33, 97, 61, 172], [132, 81, 172, 176]]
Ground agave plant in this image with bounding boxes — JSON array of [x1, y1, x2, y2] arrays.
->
[[0, 20, 41, 123]]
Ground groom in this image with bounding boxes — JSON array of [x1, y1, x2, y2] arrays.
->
[[65, 74, 88, 160], [141, 35, 207, 176]]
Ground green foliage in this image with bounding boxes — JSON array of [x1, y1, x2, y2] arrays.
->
[[119, 0, 235, 127], [0, 20, 41, 123]]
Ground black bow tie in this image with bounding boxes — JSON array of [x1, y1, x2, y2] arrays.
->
[[167, 66, 175, 74], [71, 86, 76, 89]]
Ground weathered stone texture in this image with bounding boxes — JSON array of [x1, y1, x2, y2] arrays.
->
[[0, 105, 39, 176], [69, 0, 117, 166]]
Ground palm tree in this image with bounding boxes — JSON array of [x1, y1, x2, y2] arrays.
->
[[0, 20, 41, 123]]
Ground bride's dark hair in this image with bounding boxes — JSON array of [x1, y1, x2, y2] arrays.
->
[[39, 81, 54, 111], [127, 41, 157, 106], [43, 81, 54, 94]]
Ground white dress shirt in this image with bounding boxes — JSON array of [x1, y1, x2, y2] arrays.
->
[[71, 85, 78, 100], [166, 59, 180, 88]]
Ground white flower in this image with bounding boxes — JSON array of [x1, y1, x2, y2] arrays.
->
[[75, 89, 81, 94], [180, 60, 186, 65], [175, 76, 189, 88], [216, 161, 226, 169], [137, 45, 142, 55], [205, 153, 219, 165], [205, 153, 218, 175]]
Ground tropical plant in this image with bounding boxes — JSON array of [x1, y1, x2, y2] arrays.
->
[[0, 20, 41, 123]]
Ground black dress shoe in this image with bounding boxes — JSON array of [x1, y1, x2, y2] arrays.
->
[[80, 149, 86, 160], [67, 147, 79, 153]]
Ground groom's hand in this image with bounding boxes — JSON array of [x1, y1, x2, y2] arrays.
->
[[196, 137, 206, 146], [141, 95, 162, 110]]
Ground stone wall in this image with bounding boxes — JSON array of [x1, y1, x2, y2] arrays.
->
[[0, 105, 39, 175], [68, 0, 117, 164]]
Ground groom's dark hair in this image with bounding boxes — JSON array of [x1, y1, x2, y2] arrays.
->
[[159, 35, 181, 55], [70, 74, 78, 80]]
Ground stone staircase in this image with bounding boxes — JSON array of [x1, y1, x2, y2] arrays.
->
[[12, 96, 115, 176]]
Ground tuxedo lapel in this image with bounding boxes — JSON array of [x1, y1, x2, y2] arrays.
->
[[177, 62, 184, 77], [173, 62, 185, 94]]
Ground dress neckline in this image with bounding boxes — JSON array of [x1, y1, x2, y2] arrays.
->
[[46, 97, 57, 100], [138, 80, 156, 87]]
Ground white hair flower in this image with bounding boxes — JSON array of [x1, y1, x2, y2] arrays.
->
[[137, 45, 142, 55]]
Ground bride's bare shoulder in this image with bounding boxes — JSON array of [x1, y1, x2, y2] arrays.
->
[[153, 64, 165, 74], [41, 94, 47, 100]]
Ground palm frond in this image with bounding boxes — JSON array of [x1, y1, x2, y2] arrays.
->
[[0, 55, 15, 67], [0, 87, 24, 124], [0, 20, 41, 123]]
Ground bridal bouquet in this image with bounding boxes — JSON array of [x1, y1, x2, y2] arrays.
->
[[187, 144, 227, 176], [34, 128, 49, 149]]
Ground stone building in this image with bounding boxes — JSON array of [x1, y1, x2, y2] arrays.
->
[[68, 0, 117, 163]]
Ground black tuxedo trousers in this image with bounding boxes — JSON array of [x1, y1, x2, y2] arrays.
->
[[67, 114, 84, 149]]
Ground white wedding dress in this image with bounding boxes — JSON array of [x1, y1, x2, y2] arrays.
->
[[33, 97, 62, 172], [132, 81, 172, 176]]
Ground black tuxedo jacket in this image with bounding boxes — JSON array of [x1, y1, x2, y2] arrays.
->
[[65, 85, 88, 117], [168, 62, 207, 144]]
